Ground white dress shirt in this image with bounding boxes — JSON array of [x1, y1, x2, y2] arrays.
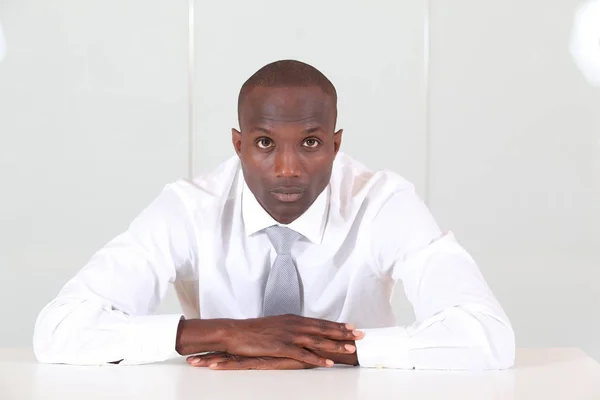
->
[[33, 152, 515, 369]]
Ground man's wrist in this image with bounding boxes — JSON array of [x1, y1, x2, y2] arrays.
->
[[175, 318, 232, 356]]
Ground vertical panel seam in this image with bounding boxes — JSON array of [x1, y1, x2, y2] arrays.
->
[[188, 0, 196, 180], [424, 0, 432, 206]]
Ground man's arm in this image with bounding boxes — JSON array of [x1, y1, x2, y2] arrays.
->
[[355, 185, 515, 370], [33, 185, 199, 365], [34, 183, 360, 366]]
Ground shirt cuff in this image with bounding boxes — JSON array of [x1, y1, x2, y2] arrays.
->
[[124, 314, 183, 364], [355, 326, 413, 369]]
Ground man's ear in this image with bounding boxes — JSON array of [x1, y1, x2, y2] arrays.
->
[[232, 128, 242, 156], [333, 129, 343, 155]]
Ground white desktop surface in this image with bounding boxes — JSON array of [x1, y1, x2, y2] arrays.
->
[[1, 348, 599, 399]]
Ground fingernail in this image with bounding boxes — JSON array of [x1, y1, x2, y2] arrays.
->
[[209, 363, 218, 369], [353, 330, 364, 337], [345, 324, 355, 330], [326, 359, 334, 367], [191, 358, 201, 365], [344, 344, 356, 352]]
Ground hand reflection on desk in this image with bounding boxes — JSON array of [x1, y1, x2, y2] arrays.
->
[[24, 349, 600, 400], [185, 350, 358, 370], [10, 348, 600, 400], [27, 351, 514, 400]]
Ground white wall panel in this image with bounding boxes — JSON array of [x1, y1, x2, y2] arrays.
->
[[0, 0, 189, 344], [428, 0, 600, 360]]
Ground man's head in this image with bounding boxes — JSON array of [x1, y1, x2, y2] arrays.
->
[[233, 60, 342, 224]]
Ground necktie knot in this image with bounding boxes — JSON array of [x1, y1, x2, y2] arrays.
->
[[265, 225, 301, 255]]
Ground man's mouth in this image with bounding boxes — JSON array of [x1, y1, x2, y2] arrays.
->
[[270, 187, 305, 203]]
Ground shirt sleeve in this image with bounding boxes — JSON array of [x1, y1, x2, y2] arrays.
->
[[355, 185, 515, 370], [33, 184, 198, 365]]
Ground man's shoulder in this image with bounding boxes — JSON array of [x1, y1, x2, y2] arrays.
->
[[331, 152, 416, 203], [166, 155, 241, 209]]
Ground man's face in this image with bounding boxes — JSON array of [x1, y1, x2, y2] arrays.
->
[[233, 86, 342, 224]]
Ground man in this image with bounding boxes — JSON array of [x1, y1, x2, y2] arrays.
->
[[33, 60, 515, 370]]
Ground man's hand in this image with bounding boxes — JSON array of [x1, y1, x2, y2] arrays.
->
[[186, 352, 316, 370], [185, 348, 359, 370], [222, 315, 362, 367], [176, 315, 364, 368]]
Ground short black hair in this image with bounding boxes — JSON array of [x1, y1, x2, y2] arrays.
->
[[237, 59, 338, 124]]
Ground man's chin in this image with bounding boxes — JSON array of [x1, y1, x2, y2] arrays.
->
[[265, 199, 309, 224]]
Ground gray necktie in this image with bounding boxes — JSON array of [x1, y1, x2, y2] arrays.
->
[[262, 225, 302, 317]]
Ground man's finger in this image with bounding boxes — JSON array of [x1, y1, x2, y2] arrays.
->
[[280, 345, 334, 367], [286, 316, 364, 340], [303, 325, 364, 341], [286, 315, 356, 335], [186, 352, 228, 362], [187, 353, 233, 367], [210, 357, 313, 370], [293, 336, 356, 354]]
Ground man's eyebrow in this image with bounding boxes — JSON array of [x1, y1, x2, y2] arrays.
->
[[304, 127, 323, 134], [249, 127, 273, 134]]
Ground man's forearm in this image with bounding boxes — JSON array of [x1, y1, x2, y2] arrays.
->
[[175, 318, 359, 364], [175, 318, 233, 356]]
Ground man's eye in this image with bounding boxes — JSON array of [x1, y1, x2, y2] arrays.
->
[[303, 139, 319, 148], [257, 138, 273, 149]]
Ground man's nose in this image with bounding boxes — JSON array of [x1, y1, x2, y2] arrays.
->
[[274, 150, 301, 178]]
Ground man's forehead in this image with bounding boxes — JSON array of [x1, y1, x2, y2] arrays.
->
[[240, 86, 334, 125], [248, 113, 328, 125], [243, 87, 332, 112]]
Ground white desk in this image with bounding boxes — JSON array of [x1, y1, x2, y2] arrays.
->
[[1, 348, 599, 399]]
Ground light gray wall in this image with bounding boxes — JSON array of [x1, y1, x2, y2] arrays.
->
[[0, 1, 598, 361], [0, 0, 189, 340], [427, 0, 600, 358]]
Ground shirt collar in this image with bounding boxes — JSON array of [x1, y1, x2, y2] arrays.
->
[[242, 181, 329, 244]]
